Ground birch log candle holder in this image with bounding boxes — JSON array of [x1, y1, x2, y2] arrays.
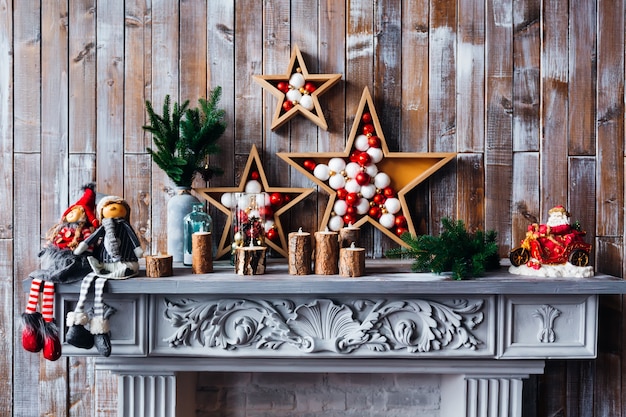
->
[[339, 224, 360, 248], [288, 228, 312, 275], [235, 243, 267, 275], [339, 243, 365, 277], [314, 229, 339, 275], [192, 231, 213, 274], [145, 255, 173, 277]]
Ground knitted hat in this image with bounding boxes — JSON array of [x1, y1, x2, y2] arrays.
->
[[63, 184, 99, 228], [96, 195, 131, 221]]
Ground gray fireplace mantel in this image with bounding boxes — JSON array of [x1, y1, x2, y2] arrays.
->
[[47, 260, 626, 417]]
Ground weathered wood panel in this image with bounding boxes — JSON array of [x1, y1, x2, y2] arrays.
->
[[0, 0, 12, 241]]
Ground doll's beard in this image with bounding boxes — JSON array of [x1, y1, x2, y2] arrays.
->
[[102, 218, 121, 261]]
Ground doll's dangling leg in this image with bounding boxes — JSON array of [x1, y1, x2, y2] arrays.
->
[[90, 277, 112, 357], [66, 272, 96, 349], [40, 281, 62, 361], [21, 278, 45, 352]]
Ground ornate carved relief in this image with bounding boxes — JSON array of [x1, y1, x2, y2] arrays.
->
[[162, 297, 485, 354], [533, 304, 561, 343]]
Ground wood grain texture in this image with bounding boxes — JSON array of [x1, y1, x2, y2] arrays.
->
[[0, 0, 12, 240]]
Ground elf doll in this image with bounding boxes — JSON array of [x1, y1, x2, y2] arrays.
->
[[66, 195, 143, 357], [22, 184, 99, 361]]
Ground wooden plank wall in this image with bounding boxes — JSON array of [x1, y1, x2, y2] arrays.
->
[[1, 0, 625, 415]]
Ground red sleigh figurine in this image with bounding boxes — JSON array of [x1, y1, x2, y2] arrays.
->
[[510, 205, 592, 269]]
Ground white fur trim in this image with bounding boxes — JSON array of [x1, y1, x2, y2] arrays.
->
[[66, 311, 89, 327], [89, 317, 110, 335]]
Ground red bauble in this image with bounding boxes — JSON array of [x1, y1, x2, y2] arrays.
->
[[336, 188, 348, 200], [368, 206, 382, 219], [349, 150, 361, 163], [362, 112, 372, 124], [395, 227, 409, 236], [237, 210, 249, 223], [383, 187, 395, 198], [345, 192, 360, 206], [304, 82, 317, 93], [345, 205, 356, 216], [394, 215, 407, 227], [266, 228, 278, 241], [368, 135, 381, 148], [343, 214, 356, 225], [355, 171, 371, 186], [282, 101, 294, 112], [357, 152, 371, 167], [283, 194, 291, 203], [269, 192, 285, 207], [362, 124, 376, 136], [303, 159, 317, 171], [250, 171, 260, 180], [276, 81, 289, 93], [373, 193, 386, 205], [259, 205, 274, 218]]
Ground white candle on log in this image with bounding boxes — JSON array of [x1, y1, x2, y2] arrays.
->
[[339, 223, 360, 248], [288, 228, 312, 275], [339, 243, 365, 277], [235, 243, 267, 275], [314, 228, 339, 275]]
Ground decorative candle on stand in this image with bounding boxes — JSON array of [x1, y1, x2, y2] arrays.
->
[[339, 224, 360, 248], [314, 228, 339, 275], [192, 231, 213, 274], [288, 228, 312, 275], [339, 242, 365, 277]]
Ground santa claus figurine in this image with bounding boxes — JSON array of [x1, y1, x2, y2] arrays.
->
[[22, 184, 99, 361], [66, 195, 143, 357]]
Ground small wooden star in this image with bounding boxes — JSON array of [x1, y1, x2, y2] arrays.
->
[[253, 45, 342, 131], [277, 87, 457, 248], [195, 144, 314, 258]]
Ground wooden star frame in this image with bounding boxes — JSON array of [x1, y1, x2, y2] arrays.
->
[[195, 144, 314, 258], [277, 87, 456, 248], [253, 45, 341, 131]]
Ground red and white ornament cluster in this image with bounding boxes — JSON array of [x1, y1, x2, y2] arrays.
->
[[275, 68, 317, 114], [219, 171, 290, 243], [302, 113, 408, 236]]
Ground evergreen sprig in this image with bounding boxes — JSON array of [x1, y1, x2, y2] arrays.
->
[[385, 218, 500, 280], [144, 87, 226, 187]]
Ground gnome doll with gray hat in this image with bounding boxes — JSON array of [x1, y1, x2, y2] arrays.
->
[[66, 195, 143, 356]]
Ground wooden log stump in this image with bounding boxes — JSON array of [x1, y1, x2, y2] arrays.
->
[[145, 255, 173, 277], [192, 232, 213, 274], [339, 244, 365, 277], [235, 246, 267, 275], [339, 225, 360, 248], [288, 229, 312, 275], [314, 230, 339, 275]]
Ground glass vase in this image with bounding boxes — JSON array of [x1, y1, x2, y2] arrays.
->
[[183, 203, 213, 266]]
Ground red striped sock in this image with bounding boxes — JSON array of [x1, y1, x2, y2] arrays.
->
[[26, 279, 42, 314], [41, 281, 55, 323]]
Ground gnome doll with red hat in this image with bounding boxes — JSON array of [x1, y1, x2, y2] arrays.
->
[[66, 195, 143, 357], [22, 184, 100, 361]]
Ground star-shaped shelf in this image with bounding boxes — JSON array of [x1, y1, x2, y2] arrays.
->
[[253, 45, 342, 131], [195, 144, 314, 259], [277, 87, 456, 248]]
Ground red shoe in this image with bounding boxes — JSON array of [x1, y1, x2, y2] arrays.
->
[[22, 312, 44, 353], [43, 321, 62, 361]]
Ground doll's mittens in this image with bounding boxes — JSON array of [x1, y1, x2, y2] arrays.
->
[[66, 311, 94, 349], [42, 321, 62, 361], [93, 333, 112, 357], [21, 312, 45, 353]]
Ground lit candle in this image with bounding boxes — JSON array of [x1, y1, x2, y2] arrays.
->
[[314, 228, 339, 275], [339, 242, 365, 277], [288, 227, 312, 275]]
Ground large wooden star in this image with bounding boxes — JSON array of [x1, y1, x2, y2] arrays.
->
[[195, 144, 314, 259], [277, 87, 456, 248], [253, 45, 341, 131]]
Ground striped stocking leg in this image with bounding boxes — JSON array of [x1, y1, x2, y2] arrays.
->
[[41, 281, 61, 361], [21, 278, 45, 352], [65, 272, 96, 350], [91, 277, 112, 357]]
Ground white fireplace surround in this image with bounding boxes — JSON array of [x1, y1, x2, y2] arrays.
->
[[47, 260, 626, 417]]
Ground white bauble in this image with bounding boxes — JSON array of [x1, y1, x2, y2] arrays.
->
[[384, 197, 401, 214], [237, 194, 251, 209], [374, 172, 391, 189], [328, 157, 346, 173], [367, 147, 384, 163], [286, 88, 302, 103], [360, 183, 377, 199], [364, 163, 378, 177], [245, 179, 263, 194], [344, 179, 361, 194], [345, 162, 361, 179], [354, 134, 370, 151], [313, 164, 331, 181], [264, 219, 275, 232], [220, 193, 234, 208], [379, 213, 396, 229], [356, 198, 370, 215], [333, 199, 348, 216], [289, 72, 305, 89], [249, 209, 261, 219], [328, 215, 344, 231], [328, 173, 346, 190], [299, 94, 314, 110]]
